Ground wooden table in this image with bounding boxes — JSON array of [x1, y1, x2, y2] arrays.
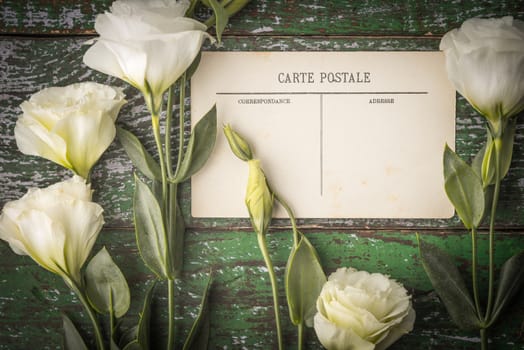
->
[[1, 1, 524, 349]]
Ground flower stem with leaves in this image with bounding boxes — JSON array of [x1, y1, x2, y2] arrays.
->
[[419, 16, 524, 349], [224, 125, 326, 350], [64, 278, 106, 350]]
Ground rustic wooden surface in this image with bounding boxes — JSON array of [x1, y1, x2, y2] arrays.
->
[[1, 1, 524, 349]]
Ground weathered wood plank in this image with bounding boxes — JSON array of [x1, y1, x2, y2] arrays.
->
[[0, 229, 523, 349], [1, 0, 523, 36], [2, 1, 524, 349], [1, 36, 524, 229]]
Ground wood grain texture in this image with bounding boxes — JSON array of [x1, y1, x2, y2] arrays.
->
[[1, 229, 523, 349], [1, 1, 524, 349], [1, 36, 524, 229], [1, 0, 524, 36]]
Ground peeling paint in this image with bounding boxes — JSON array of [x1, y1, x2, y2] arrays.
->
[[251, 26, 274, 34]]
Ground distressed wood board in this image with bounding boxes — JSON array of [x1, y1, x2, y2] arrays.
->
[[1, 229, 523, 349], [1, 1, 524, 349], [1, 0, 524, 36]]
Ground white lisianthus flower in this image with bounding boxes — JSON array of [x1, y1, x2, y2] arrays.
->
[[440, 16, 524, 131], [83, 0, 213, 114], [0, 176, 104, 285], [14, 82, 126, 179], [314, 268, 415, 350]]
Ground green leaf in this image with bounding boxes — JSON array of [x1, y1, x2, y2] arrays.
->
[[471, 146, 494, 219], [285, 233, 326, 327], [151, 179, 163, 206], [167, 185, 186, 279], [207, 0, 229, 43], [85, 247, 131, 318], [478, 119, 516, 188], [481, 132, 496, 187], [137, 282, 156, 350], [498, 118, 516, 181], [134, 175, 168, 278], [225, 0, 252, 17], [117, 126, 161, 181], [443, 144, 485, 229], [120, 326, 140, 350], [111, 338, 122, 350], [122, 341, 141, 350], [186, 0, 198, 17], [62, 313, 88, 350], [417, 236, 480, 330], [471, 144, 486, 180], [491, 250, 524, 324], [183, 275, 213, 350], [185, 52, 201, 80], [173, 105, 217, 183], [122, 282, 156, 350]]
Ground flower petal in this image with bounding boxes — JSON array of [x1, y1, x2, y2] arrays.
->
[[16, 209, 67, 277], [0, 211, 28, 255], [84, 40, 147, 91], [43, 176, 92, 202], [440, 16, 524, 121], [314, 312, 375, 350], [14, 115, 72, 169], [54, 112, 116, 178], [143, 30, 211, 99], [375, 305, 416, 350], [61, 200, 104, 282]]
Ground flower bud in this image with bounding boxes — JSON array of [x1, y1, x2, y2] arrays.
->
[[223, 124, 253, 161], [245, 159, 273, 235]]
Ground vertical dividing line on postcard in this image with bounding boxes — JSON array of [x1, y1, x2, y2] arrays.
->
[[320, 93, 324, 197]]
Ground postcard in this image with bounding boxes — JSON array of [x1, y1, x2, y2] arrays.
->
[[191, 51, 455, 218]]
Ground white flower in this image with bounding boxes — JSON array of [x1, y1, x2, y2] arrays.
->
[[14, 82, 126, 179], [0, 176, 104, 285], [83, 0, 212, 114], [314, 268, 415, 350], [440, 16, 524, 129]]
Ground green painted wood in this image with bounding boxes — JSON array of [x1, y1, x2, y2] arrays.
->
[[1, 0, 523, 36], [1, 229, 523, 349], [1, 36, 524, 229], [1, 1, 524, 349]]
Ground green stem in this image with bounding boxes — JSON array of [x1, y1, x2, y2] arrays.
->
[[167, 278, 176, 350], [485, 137, 502, 323], [152, 114, 168, 209], [152, 113, 171, 276], [166, 86, 174, 179], [203, 0, 250, 27], [65, 277, 105, 350], [471, 227, 482, 319], [297, 321, 304, 350], [109, 292, 116, 342], [175, 73, 187, 175], [480, 328, 488, 350], [152, 104, 177, 350], [272, 190, 299, 247], [165, 81, 181, 350], [257, 232, 283, 350], [165, 74, 187, 349], [186, 0, 198, 17]]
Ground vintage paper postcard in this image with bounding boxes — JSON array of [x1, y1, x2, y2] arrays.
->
[[191, 51, 455, 218]]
